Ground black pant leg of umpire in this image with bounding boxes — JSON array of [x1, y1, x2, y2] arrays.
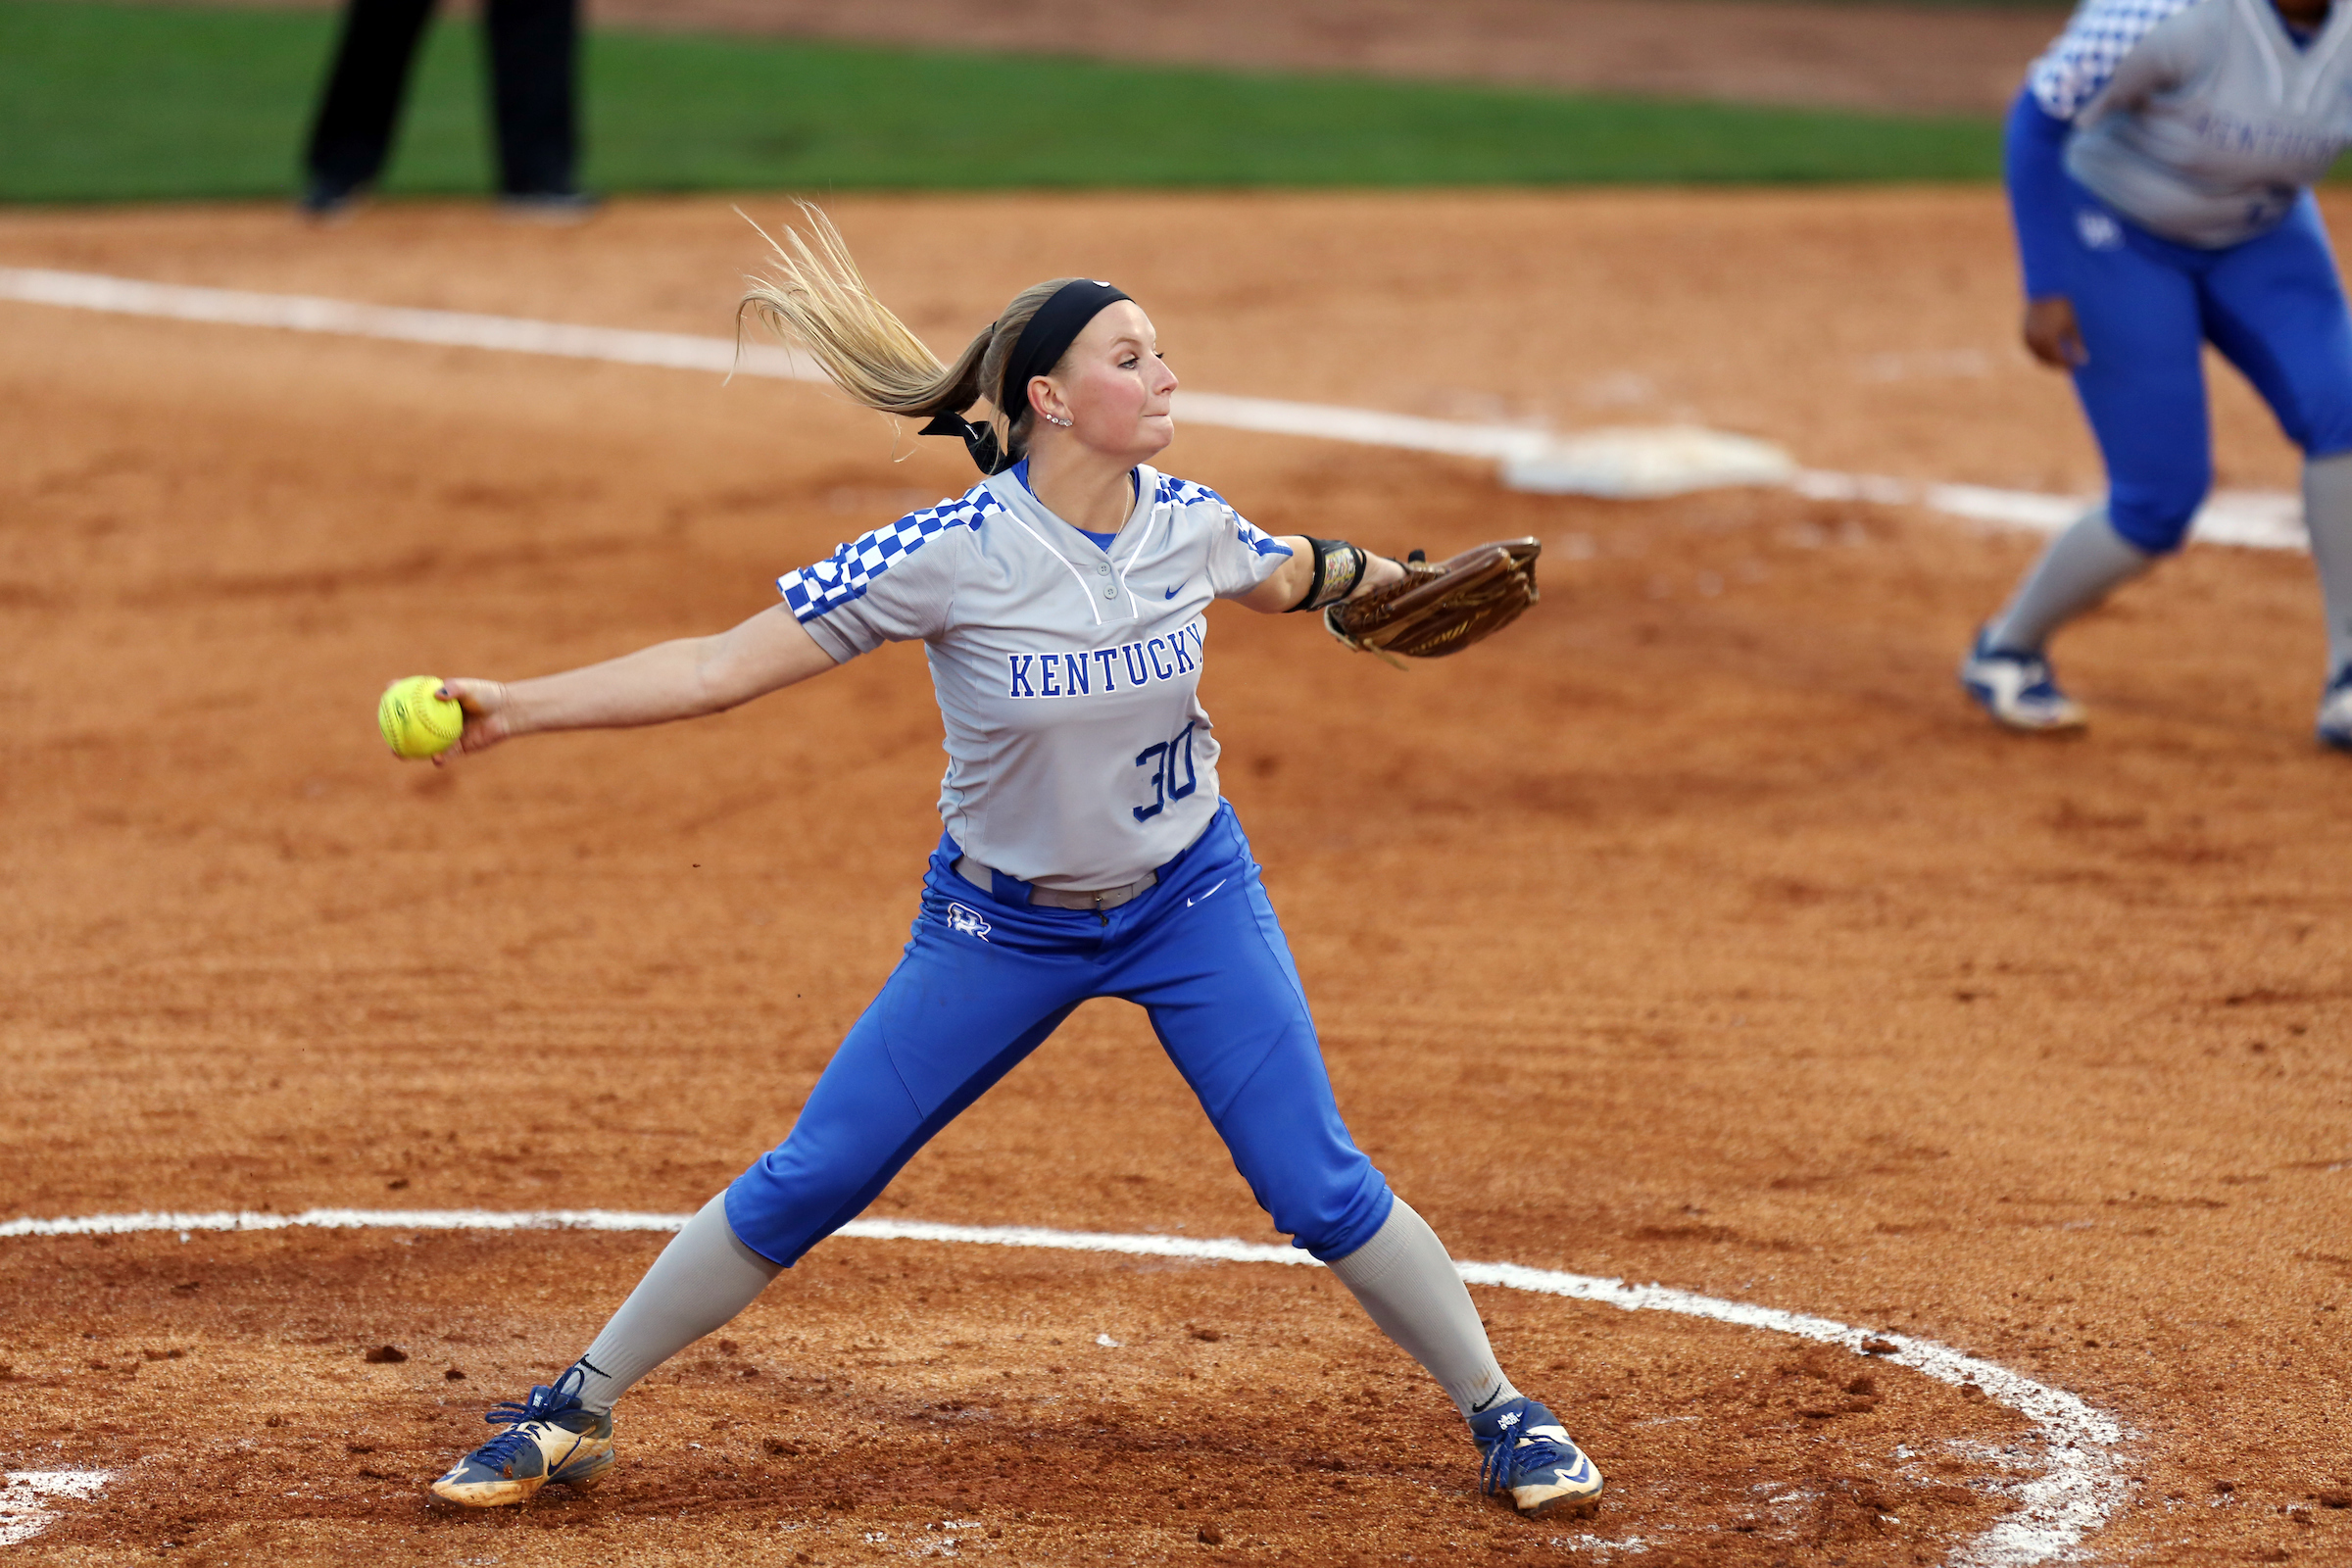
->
[[483, 0, 580, 195], [304, 0, 440, 191]]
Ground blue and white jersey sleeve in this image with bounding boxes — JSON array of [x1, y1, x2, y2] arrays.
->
[[2028, 0, 2196, 121], [1154, 475, 1293, 600], [775, 487, 1003, 662]]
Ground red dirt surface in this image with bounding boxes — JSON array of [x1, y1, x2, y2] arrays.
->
[[4, 191, 2350, 1566]]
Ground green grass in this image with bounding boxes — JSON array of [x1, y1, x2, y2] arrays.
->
[[0, 0, 2010, 203]]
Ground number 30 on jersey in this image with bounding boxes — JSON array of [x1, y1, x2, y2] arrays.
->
[[1133, 722, 1199, 822]]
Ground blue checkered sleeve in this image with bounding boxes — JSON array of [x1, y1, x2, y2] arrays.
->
[[776, 486, 1001, 656], [1157, 473, 1293, 599], [2028, 0, 2197, 120]]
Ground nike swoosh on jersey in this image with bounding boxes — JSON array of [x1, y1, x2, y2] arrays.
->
[[1164, 585, 1182, 598]]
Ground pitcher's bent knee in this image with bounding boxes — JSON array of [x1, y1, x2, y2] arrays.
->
[[721, 1020, 929, 1267], [723, 1144, 881, 1268], [1209, 1030, 1396, 1262], [1293, 1171, 1396, 1263]]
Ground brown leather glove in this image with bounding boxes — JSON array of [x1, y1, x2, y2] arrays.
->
[[1324, 538, 1542, 660]]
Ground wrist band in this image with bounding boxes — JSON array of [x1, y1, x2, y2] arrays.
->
[[1288, 537, 1367, 612]]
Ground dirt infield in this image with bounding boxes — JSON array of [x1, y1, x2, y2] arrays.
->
[[4, 191, 2351, 1567]]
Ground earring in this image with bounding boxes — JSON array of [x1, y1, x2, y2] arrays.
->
[[1045, 413, 1073, 427]]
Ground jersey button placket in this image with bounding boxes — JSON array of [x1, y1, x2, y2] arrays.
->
[[1095, 562, 1117, 601]]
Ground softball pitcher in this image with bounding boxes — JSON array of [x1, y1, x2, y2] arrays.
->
[[416, 210, 1597, 1520], [1961, 0, 2352, 745]]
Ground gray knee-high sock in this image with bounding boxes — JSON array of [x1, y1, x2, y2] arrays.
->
[[2304, 451, 2352, 678], [1984, 507, 2155, 655], [568, 1194, 781, 1415], [1324, 1199, 1518, 1418]]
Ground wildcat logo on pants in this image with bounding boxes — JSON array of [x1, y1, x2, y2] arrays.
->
[[945, 903, 992, 941], [2075, 208, 2124, 251]]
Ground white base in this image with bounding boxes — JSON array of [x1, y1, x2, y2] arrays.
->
[[1501, 425, 1799, 500]]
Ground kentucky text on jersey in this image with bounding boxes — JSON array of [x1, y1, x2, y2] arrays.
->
[[1006, 622, 1204, 698]]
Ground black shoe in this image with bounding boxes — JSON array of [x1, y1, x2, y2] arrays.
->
[[298, 176, 367, 221], [498, 189, 599, 223]]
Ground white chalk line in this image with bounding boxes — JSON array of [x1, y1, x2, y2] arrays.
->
[[0, 1472, 113, 1548], [2, 1207, 2122, 1566], [0, 265, 2303, 553]]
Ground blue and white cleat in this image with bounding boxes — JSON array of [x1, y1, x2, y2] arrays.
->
[[2318, 667, 2352, 752], [430, 1367, 614, 1508], [1469, 1396, 1603, 1518], [1959, 628, 2086, 733]]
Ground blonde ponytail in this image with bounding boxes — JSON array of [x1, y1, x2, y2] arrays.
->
[[738, 202, 1077, 460]]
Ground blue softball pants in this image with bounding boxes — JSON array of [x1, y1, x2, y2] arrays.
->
[[2064, 187, 2352, 553], [723, 800, 1395, 1267]]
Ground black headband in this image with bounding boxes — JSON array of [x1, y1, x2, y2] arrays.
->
[[1000, 279, 1131, 422], [919, 278, 1132, 475]]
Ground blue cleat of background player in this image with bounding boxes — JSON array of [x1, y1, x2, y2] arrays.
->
[[1959, 627, 2087, 733], [2317, 666, 2352, 750]]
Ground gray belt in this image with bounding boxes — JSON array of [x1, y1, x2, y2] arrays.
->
[[955, 855, 1157, 911]]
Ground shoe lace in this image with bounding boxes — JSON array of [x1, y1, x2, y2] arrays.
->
[[472, 1366, 586, 1469], [1478, 1411, 1569, 1495], [1479, 1421, 1573, 1495]]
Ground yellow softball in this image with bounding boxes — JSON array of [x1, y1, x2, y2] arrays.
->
[[377, 675, 465, 760]]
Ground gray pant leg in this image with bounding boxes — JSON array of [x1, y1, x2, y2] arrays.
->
[[1984, 507, 2155, 655], [569, 1193, 781, 1415], [1324, 1199, 1518, 1418], [2304, 451, 2352, 678]]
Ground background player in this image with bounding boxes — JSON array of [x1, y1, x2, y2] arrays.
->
[[414, 211, 1601, 1521], [1959, 0, 2352, 745], [301, 0, 588, 219]]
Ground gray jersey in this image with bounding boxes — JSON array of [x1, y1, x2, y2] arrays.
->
[[778, 466, 1293, 891], [2033, 0, 2352, 248]]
